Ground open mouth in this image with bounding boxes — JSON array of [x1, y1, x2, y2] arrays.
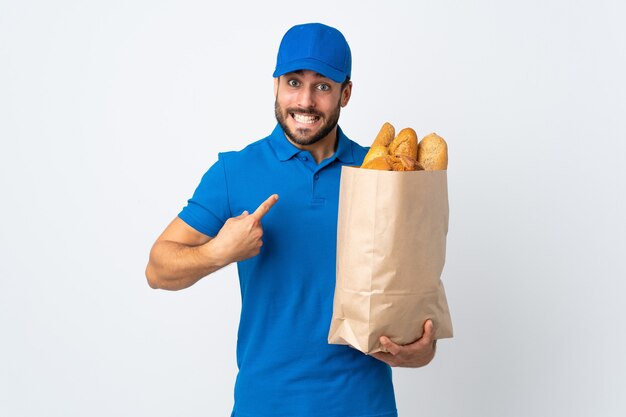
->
[[291, 112, 320, 124]]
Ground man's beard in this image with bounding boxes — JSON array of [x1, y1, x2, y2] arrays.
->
[[274, 99, 341, 146]]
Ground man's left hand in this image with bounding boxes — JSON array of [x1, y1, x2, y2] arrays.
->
[[370, 320, 437, 368]]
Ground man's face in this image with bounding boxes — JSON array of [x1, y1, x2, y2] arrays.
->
[[274, 70, 351, 147]]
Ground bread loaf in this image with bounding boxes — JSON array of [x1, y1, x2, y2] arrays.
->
[[362, 122, 395, 166], [393, 155, 424, 171], [388, 128, 418, 160], [417, 133, 448, 170], [372, 122, 395, 147], [360, 123, 446, 171], [361, 145, 389, 167], [362, 155, 393, 170]]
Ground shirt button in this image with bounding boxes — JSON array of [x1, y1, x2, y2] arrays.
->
[[300, 156, 308, 161], [314, 174, 319, 180]]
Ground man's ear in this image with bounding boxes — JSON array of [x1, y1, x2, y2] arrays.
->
[[273, 77, 279, 97], [341, 81, 352, 107]]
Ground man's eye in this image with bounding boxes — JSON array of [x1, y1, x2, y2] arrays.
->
[[317, 84, 330, 91], [288, 79, 300, 87]]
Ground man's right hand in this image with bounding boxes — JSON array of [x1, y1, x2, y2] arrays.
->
[[209, 194, 279, 264], [146, 194, 279, 290]]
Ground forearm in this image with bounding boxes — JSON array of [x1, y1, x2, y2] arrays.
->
[[145, 239, 228, 291]]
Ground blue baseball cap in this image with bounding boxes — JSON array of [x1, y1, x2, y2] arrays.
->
[[273, 23, 352, 83]]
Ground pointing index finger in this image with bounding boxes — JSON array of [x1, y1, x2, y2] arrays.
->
[[252, 194, 279, 219]]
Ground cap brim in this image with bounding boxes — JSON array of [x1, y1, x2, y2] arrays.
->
[[273, 58, 347, 83]]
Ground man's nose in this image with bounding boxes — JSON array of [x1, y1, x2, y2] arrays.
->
[[297, 86, 316, 108]]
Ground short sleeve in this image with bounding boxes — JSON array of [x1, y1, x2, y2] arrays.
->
[[178, 154, 232, 237]]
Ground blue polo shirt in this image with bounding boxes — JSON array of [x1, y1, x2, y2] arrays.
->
[[179, 124, 397, 417]]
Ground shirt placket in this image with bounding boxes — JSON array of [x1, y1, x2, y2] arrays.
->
[[296, 151, 334, 206]]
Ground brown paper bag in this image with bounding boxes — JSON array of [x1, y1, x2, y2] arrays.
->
[[328, 166, 453, 354]]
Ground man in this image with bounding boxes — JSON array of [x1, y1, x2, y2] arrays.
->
[[146, 22, 436, 417]]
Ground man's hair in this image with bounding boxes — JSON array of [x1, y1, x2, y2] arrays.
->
[[341, 77, 351, 91]]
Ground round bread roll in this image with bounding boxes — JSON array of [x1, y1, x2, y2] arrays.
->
[[417, 133, 448, 170], [389, 128, 418, 160]]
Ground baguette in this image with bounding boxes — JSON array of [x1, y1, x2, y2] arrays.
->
[[362, 155, 393, 170], [361, 145, 389, 167], [372, 122, 395, 147], [361, 122, 395, 167]]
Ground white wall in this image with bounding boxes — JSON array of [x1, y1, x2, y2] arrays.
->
[[1, 1, 624, 416]]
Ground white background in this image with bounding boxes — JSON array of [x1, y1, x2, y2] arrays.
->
[[1, 0, 625, 416]]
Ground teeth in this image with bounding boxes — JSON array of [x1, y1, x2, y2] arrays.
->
[[293, 113, 318, 124]]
